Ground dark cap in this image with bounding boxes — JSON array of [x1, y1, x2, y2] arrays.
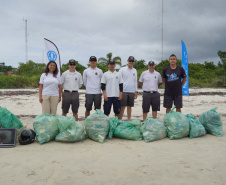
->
[[148, 61, 155, 65], [89, 56, 97, 61], [108, 60, 115, 65], [69, 59, 76, 65], [128, 56, 135, 62]]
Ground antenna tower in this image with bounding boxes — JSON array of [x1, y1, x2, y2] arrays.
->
[[24, 19, 28, 63], [161, 0, 164, 61]]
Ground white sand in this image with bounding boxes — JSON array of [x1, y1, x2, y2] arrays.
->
[[0, 88, 226, 185]]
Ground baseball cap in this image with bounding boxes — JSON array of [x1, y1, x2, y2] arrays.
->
[[69, 59, 76, 65], [128, 56, 135, 62], [148, 61, 155, 65], [108, 60, 115, 64], [89, 56, 97, 61]]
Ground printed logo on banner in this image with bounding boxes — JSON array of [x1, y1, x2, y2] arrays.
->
[[47, 50, 57, 61]]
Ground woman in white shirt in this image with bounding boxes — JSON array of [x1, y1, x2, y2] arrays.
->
[[39, 61, 62, 115]]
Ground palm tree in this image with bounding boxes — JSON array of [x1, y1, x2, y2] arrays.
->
[[98, 52, 122, 66]]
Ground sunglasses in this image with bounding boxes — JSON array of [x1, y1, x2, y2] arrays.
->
[[129, 60, 135, 62], [69, 63, 76, 66], [90, 60, 97, 62]]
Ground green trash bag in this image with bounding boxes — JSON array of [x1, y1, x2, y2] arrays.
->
[[113, 121, 143, 141], [141, 117, 167, 142], [163, 106, 189, 139], [108, 117, 118, 139], [0, 106, 23, 129], [199, 107, 222, 137], [118, 119, 142, 130], [186, 114, 206, 138], [33, 114, 59, 145], [84, 109, 109, 143], [55, 116, 86, 142]]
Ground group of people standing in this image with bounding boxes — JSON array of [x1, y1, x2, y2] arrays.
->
[[39, 54, 187, 121]]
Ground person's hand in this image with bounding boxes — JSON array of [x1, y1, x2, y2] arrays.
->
[[58, 97, 61, 103], [135, 92, 138, 99], [118, 94, 122, 100], [104, 95, 108, 101], [39, 97, 43, 103]]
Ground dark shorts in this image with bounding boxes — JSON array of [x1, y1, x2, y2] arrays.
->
[[103, 97, 121, 116], [163, 94, 183, 108], [121, 92, 135, 107], [85, 94, 102, 111], [142, 92, 160, 113], [62, 91, 79, 114]]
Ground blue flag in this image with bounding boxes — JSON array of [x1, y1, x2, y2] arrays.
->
[[181, 40, 189, 95]]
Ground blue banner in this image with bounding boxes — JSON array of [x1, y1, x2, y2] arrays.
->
[[181, 40, 189, 95]]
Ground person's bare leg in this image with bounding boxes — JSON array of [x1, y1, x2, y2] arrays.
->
[[152, 111, 157, 119], [73, 112, 78, 121], [62, 113, 67, 116], [143, 113, 148, 122], [127, 106, 132, 121], [176, 108, 181, 113], [85, 110, 90, 119], [118, 106, 126, 120], [166, 108, 171, 113], [115, 114, 119, 118]]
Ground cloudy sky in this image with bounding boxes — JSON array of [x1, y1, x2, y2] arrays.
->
[[0, 0, 225, 68]]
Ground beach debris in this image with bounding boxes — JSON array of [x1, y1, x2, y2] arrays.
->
[[55, 115, 86, 143], [186, 114, 206, 138], [33, 114, 59, 145], [0, 106, 23, 129], [84, 109, 109, 143], [141, 117, 167, 142], [163, 106, 189, 139], [199, 107, 223, 137]]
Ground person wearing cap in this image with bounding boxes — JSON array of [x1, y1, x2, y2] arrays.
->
[[61, 59, 83, 121], [101, 60, 123, 117], [162, 54, 187, 113], [118, 56, 138, 120], [83, 56, 103, 118], [139, 61, 162, 121]]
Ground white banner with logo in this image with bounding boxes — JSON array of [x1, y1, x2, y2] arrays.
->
[[44, 38, 61, 77]]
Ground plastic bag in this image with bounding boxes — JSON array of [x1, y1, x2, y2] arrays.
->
[[186, 114, 206, 138], [113, 121, 142, 141], [141, 117, 167, 142], [199, 107, 222, 137], [33, 114, 59, 145], [163, 106, 189, 139], [108, 117, 118, 139], [55, 116, 86, 142], [84, 109, 109, 143], [118, 119, 142, 130], [0, 106, 23, 129]]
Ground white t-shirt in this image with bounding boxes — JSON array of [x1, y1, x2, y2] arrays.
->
[[61, 70, 83, 91], [39, 73, 61, 96], [119, 66, 137, 93], [101, 70, 123, 97], [83, 67, 103, 94], [139, 70, 162, 91]]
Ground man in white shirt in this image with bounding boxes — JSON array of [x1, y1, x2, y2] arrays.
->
[[118, 56, 138, 120], [83, 56, 103, 118], [61, 59, 83, 121], [139, 61, 162, 121], [101, 60, 123, 117]]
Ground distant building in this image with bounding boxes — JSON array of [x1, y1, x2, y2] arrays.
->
[[4, 71, 15, 76]]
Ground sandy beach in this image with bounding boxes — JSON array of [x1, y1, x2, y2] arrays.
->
[[0, 88, 226, 185]]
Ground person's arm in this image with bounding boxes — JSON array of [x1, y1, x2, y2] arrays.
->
[[119, 83, 123, 100], [134, 70, 138, 99], [162, 78, 166, 83], [181, 77, 187, 86], [39, 84, 43, 103], [101, 83, 108, 101], [158, 83, 163, 87], [139, 81, 143, 87], [58, 84, 62, 102], [79, 74, 83, 89], [83, 70, 87, 87]]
